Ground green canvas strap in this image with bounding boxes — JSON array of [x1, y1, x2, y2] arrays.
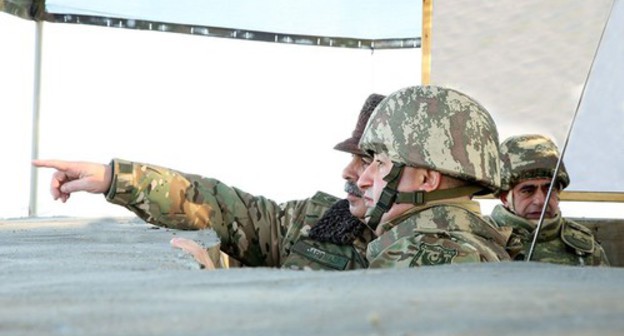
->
[[395, 185, 484, 205], [366, 163, 405, 231], [366, 163, 483, 232]]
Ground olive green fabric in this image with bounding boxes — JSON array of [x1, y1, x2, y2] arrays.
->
[[488, 204, 610, 266], [282, 236, 371, 270]]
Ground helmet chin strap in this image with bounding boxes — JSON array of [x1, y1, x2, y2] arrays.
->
[[365, 162, 484, 231], [506, 191, 515, 213], [365, 163, 405, 231]]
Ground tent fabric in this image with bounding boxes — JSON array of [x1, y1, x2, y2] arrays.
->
[[429, 0, 624, 194], [565, 0, 624, 194], [1, 0, 421, 49]]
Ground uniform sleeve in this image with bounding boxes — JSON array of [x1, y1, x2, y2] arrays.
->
[[105, 158, 302, 267]]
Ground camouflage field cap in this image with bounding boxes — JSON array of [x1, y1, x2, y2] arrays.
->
[[499, 134, 570, 192], [359, 85, 501, 193], [333, 93, 386, 155]]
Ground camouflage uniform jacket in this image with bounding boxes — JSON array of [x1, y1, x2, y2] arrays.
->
[[488, 204, 610, 266], [366, 201, 511, 268], [105, 159, 371, 270]]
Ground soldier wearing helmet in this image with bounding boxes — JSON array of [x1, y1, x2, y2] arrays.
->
[[357, 85, 511, 268], [488, 134, 609, 266], [33, 94, 386, 270]]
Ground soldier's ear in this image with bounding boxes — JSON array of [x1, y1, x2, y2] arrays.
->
[[419, 170, 442, 192], [500, 191, 510, 207]]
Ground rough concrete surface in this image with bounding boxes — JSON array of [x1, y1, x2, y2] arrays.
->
[[1, 217, 623, 336]]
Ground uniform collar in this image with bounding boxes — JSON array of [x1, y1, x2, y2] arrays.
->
[[491, 204, 562, 241], [377, 199, 482, 235]]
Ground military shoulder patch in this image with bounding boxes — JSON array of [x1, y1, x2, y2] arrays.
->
[[310, 191, 340, 207], [409, 242, 458, 266], [561, 220, 594, 254]]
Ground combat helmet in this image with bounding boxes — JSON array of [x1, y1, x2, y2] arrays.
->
[[498, 134, 570, 193], [358, 85, 501, 228]]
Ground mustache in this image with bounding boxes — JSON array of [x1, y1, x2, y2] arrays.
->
[[344, 181, 363, 198]]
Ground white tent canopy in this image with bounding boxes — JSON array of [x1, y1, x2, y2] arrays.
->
[[2, 0, 421, 49], [45, 0, 419, 39], [1, 1, 622, 220], [429, 0, 624, 196], [0, 5, 422, 219]]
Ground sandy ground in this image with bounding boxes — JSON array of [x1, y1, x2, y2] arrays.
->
[[1, 217, 623, 336]]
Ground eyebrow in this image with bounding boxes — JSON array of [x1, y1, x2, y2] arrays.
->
[[519, 182, 552, 190]]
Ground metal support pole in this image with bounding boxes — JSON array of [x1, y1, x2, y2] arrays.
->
[[29, 21, 43, 217]]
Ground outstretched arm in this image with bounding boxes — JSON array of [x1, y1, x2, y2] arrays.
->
[[34, 158, 304, 267], [32, 159, 112, 202]]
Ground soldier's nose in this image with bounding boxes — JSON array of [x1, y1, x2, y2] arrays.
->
[[532, 190, 546, 204]]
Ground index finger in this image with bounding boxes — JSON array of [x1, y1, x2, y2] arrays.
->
[[32, 159, 73, 171]]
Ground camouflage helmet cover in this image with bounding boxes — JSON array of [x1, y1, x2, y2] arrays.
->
[[499, 134, 570, 192], [358, 85, 501, 193]]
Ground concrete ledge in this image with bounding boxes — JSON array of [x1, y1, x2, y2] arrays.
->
[[1, 217, 622, 335]]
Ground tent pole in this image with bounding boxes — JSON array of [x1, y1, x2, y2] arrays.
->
[[421, 0, 432, 84], [29, 21, 43, 217]]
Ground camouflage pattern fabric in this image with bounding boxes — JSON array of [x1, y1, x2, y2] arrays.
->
[[499, 134, 570, 192], [367, 202, 511, 268], [359, 85, 501, 194], [488, 205, 609, 266], [106, 158, 371, 269]]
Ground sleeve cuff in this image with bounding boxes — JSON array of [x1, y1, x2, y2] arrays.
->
[[105, 158, 135, 204]]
